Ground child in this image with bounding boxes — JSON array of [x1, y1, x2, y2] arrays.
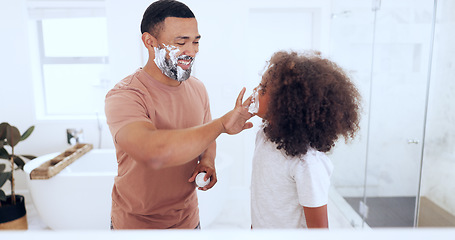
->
[[249, 50, 361, 229]]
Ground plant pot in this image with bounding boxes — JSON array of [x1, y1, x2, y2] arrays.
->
[[0, 195, 28, 230]]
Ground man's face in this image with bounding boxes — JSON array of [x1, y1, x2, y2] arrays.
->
[[154, 17, 200, 82]]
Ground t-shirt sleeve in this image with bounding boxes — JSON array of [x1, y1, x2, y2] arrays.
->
[[293, 154, 333, 208], [105, 88, 153, 143], [202, 89, 212, 124]]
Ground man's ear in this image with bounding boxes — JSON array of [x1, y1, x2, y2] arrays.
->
[[141, 32, 158, 50]]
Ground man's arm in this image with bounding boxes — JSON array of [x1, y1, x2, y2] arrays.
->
[[115, 88, 252, 169]]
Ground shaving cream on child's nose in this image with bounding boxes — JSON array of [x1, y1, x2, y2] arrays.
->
[[196, 172, 210, 188], [248, 89, 259, 114]]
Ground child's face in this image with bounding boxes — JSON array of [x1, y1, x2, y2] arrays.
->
[[252, 78, 270, 119]]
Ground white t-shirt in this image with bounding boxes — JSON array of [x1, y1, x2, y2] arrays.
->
[[251, 130, 333, 228]]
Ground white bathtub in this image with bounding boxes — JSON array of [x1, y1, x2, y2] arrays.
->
[[24, 149, 232, 230]]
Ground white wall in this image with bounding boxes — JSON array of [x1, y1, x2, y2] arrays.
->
[[0, 0, 34, 133], [1, 0, 40, 191]]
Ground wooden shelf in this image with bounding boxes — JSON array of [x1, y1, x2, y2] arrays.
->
[[30, 143, 93, 180]]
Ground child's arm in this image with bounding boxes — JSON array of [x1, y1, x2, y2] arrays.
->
[[303, 205, 329, 228]]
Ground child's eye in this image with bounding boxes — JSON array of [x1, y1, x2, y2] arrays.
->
[[176, 43, 185, 46], [259, 87, 266, 95], [258, 84, 266, 94]]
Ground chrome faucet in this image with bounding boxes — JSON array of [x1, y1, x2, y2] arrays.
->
[[67, 128, 84, 145]]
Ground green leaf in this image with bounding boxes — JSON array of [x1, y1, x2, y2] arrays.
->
[[6, 125, 21, 148], [0, 122, 9, 140], [0, 189, 6, 202], [21, 155, 37, 160], [0, 147, 9, 160], [0, 171, 11, 188], [13, 155, 25, 170], [20, 126, 34, 141]]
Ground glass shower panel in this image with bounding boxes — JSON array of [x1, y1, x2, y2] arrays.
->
[[328, 0, 375, 228], [362, 0, 435, 228], [419, 0, 455, 227]]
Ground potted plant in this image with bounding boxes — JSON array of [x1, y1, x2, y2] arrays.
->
[[0, 122, 35, 230]]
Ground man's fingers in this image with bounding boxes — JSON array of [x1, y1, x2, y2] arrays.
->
[[243, 95, 252, 108], [188, 171, 198, 182], [243, 122, 253, 130], [236, 87, 246, 107]]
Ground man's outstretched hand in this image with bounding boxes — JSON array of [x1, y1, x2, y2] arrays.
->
[[220, 87, 254, 135]]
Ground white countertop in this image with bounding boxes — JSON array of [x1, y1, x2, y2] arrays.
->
[[2, 228, 455, 240]]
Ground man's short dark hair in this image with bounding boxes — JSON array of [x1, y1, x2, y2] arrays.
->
[[140, 0, 195, 37]]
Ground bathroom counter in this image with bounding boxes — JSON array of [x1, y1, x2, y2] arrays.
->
[[2, 228, 455, 240]]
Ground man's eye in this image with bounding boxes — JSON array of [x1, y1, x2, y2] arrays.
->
[[193, 41, 199, 44]]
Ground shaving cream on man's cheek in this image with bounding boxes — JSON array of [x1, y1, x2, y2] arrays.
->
[[154, 44, 195, 82]]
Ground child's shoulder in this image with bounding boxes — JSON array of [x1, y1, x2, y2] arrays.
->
[[299, 148, 330, 164], [295, 148, 333, 174], [255, 127, 267, 143]]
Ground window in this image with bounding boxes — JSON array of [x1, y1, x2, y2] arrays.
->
[[29, 1, 110, 118]]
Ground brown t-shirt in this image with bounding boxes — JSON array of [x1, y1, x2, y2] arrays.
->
[[105, 69, 212, 229]]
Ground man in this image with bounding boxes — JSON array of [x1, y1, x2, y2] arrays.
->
[[105, 0, 252, 229]]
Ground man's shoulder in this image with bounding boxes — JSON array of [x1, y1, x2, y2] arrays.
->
[[106, 69, 148, 97], [115, 69, 146, 89], [185, 75, 200, 84]]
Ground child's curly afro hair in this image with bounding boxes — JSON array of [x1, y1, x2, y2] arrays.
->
[[261, 50, 361, 157]]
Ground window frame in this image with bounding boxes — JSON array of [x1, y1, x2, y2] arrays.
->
[[28, 1, 110, 120]]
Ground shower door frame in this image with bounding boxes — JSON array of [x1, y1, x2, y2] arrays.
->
[[360, 0, 437, 228]]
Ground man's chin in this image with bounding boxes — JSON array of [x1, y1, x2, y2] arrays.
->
[[176, 74, 191, 82], [163, 71, 191, 82], [175, 66, 192, 82]]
